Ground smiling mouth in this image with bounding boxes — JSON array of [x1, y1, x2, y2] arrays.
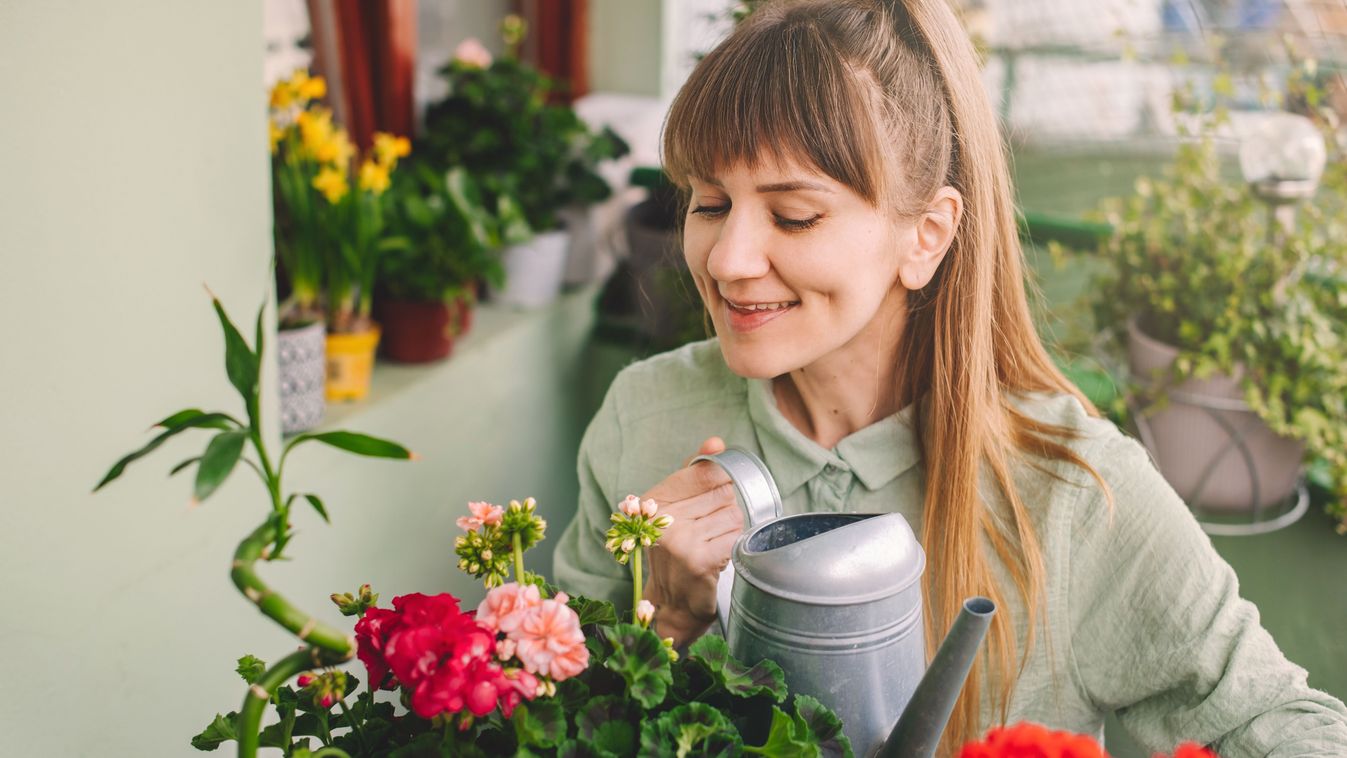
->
[[724, 298, 800, 313]]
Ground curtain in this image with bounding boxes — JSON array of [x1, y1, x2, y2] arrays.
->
[[306, 0, 418, 147], [515, 0, 589, 103]]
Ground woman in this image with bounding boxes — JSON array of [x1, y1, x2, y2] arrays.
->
[[554, 0, 1347, 753]]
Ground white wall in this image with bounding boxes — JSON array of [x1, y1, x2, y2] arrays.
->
[[0, 1, 280, 754]]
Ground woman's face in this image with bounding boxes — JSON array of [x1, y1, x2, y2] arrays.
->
[[683, 156, 914, 380]]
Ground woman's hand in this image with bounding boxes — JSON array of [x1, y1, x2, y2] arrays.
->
[[642, 436, 744, 647]]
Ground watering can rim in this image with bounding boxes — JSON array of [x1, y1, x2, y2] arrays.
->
[[732, 512, 927, 606]]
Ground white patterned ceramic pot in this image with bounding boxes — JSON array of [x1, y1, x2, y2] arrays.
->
[[278, 321, 326, 434]]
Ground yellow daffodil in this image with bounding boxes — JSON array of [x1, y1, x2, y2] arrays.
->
[[268, 121, 286, 154], [297, 107, 336, 159], [372, 132, 411, 168], [358, 159, 391, 195], [296, 74, 326, 102], [327, 130, 355, 172], [313, 166, 349, 204], [269, 77, 295, 110]]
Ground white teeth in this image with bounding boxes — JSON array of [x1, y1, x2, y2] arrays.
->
[[733, 301, 796, 311]]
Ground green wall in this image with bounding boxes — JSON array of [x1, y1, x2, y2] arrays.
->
[[0, 2, 607, 754], [588, 0, 663, 96]]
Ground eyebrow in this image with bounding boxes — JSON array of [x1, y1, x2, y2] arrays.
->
[[701, 177, 834, 194]]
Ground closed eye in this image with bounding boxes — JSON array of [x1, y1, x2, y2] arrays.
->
[[774, 214, 821, 232], [691, 204, 729, 218]]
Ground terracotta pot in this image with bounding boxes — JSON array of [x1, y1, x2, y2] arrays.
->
[[379, 299, 456, 363], [277, 321, 325, 434], [1127, 317, 1304, 511], [325, 325, 381, 402]]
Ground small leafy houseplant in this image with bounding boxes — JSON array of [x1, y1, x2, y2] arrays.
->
[[94, 292, 414, 756], [1092, 68, 1347, 531]]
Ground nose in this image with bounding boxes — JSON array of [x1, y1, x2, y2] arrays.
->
[[705, 210, 772, 283]]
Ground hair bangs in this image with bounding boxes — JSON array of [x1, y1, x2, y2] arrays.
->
[[662, 12, 886, 204]]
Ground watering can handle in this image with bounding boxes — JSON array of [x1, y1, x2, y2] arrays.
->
[[688, 448, 783, 636]]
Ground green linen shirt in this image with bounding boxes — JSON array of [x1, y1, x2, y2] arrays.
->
[[553, 339, 1347, 756]]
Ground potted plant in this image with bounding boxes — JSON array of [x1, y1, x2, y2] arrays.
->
[[268, 70, 343, 433], [1092, 74, 1347, 531], [420, 31, 627, 308], [374, 163, 510, 362]]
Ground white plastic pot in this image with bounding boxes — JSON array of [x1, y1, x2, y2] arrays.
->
[[495, 229, 570, 309]]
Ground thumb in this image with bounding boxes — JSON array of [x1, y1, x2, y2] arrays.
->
[[683, 436, 727, 467]]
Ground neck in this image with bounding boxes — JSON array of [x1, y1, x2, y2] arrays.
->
[[773, 299, 906, 450]]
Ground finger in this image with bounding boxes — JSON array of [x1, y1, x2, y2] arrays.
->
[[702, 529, 742, 572], [681, 436, 728, 468], [663, 482, 738, 522], [651, 461, 733, 503], [696, 505, 745, 543]]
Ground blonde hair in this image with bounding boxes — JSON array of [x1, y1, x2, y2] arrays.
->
[[663, 0, 1108, 752]]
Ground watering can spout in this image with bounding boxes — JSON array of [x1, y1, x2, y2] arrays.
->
[[876, 597, 996, 758]]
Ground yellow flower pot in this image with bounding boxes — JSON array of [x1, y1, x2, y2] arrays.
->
[[325, 325, 380, 402]]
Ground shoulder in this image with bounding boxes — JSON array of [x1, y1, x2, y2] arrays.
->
[[605, 338, 747, 421]]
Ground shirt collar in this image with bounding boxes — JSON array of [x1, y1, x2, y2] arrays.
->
[[745, 378, 921, 497]]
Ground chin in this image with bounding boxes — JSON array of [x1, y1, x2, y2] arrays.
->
[[716, 338, 798, 380]]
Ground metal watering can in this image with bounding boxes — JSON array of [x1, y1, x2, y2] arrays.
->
[[693, 448, 996, 758]]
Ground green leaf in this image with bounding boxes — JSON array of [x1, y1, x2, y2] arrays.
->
[[555, 738, 608, 758], [190, 712, 239, 751], [567, 594, 619, 627], [254, 303, 266, 374], [193, 430, 247, 503], [94, 412, 237, 491], [169, 457, 201, 477], [794, 695, 854, 758], [156, 408, 235, 430], [302, 493, 330, 524], [639, 702, 743, 758], [602, 623, 673, 709], [743, 706, 818, 757], [687, 634, 787, 702], [512, 700, 566, 748], [211, 296, 260, 409], [235, 654, 266, 684], [577, 696, 635, 755], [285, 430, 413, 460]]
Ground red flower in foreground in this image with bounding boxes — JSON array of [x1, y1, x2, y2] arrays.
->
[[960, 723, 1218, 758], [353, 592, 537, 720]]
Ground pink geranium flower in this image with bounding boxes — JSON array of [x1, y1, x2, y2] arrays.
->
[[476, 582, 542, 635], [457, 501, 504, 533], [454, 38, 493, 68], [514, 597, 589, 681]]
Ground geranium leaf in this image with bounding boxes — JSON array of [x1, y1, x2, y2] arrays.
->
[[193, 430, 247, 503], [794, 695, 854, 758], [235, 654, 266, 684], [93, 412, 236, 491], [639, 702, 743, 758], [602, 622, 673, 709], [513, 700, 566, 748], [577, 695, 634, 755], [567, 594, 618, 627], [190, 712, 239, 751], [555, 738, 608, 758], [557, 676, 592, 716], [285, 430, 413, 460], [687, 634, 787, 702], [743, 706, 818, 757]]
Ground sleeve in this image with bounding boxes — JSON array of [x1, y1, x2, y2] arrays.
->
[[552, 373, 635, 610], [1067, 433, 1347, 757]]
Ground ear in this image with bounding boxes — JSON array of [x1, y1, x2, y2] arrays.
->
[[897, 187, 962, 290]]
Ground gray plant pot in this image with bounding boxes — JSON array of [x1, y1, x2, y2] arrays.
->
[[278, 321, 326, 435], [1126, 317, 1304, 512]]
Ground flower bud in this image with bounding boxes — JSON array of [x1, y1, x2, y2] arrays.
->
[[523, 497, 537, 511], [641, 498, 658, 518], [654, 514, 674, 529], [621, 538, 636, 553], [636, 599, 655, 627], [641, 535, 652, 547], [318, 692, 337, 709], [662, 637, 680, 662], [481, 549, 493, 561], [297, 673, 317, 688], [619, 494, 642, 516], [554, 591, 569, 604]]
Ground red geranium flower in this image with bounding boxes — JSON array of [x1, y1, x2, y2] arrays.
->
[[960, 723, 1219, 758]]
